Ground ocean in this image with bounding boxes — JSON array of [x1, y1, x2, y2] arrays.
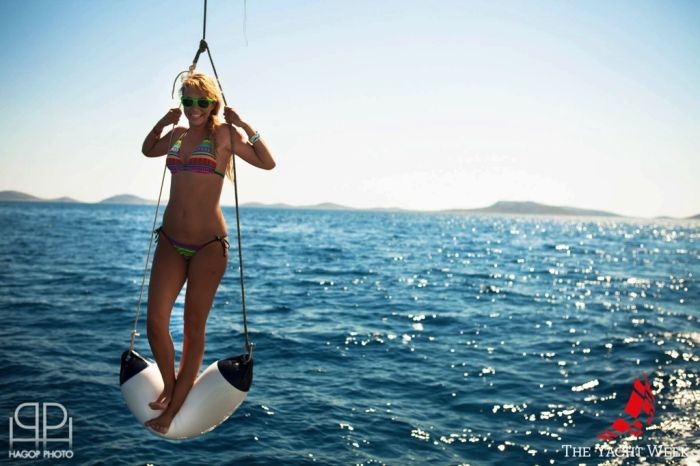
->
[[0, 202, 698, 465]]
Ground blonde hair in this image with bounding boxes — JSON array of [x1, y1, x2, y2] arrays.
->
[[180, 72, 234, 181]]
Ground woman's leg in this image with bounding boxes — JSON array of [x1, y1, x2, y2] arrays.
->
[[145, 240, 227, 433], [146, 240, 187, 410]]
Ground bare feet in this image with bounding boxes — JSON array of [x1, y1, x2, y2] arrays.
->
[[148, 387, 172, 411], [145, 378, 182, 434], [145, 409, 175, 434]]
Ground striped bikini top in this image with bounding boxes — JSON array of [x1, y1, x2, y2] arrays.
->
[[166, 131, 224, 178]]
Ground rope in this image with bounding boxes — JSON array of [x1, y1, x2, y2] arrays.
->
[[202, 0, 208, 41], [228, 127, 252, 359], [130, 127, 177, 353], [193, 0, 252, 360]]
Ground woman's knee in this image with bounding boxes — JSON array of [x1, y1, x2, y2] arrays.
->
[[182, 320, 207, 345], [147, 314, 170, 339]]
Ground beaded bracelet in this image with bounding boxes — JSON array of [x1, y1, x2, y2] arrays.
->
[[248, 131, 261, 145]]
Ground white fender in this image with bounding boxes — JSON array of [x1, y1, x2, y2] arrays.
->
[[120, 350, 253, 440]]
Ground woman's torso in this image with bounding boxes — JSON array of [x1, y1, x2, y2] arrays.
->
[[162, 126, 230, 241]]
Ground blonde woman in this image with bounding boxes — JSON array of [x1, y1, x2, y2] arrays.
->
[[140, 72, 275, 434]]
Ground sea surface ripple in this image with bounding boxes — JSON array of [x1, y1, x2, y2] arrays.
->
[[0, 203, 698, 465]]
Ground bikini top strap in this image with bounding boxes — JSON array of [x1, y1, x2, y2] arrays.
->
[[176, 128, 188, 144]]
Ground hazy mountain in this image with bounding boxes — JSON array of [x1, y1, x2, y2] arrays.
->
[[447, 201, 620, 218], [0, 190, 79, 203], [99, 194, 155, 205], [0, 191, 40, 201], [52, 196, 80, 203]]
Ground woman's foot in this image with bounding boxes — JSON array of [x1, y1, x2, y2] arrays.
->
[[145, 409, 175, 434], [149, 387, 173, 411]]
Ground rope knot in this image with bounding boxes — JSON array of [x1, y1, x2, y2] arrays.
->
[[129, 329, 140, 352]]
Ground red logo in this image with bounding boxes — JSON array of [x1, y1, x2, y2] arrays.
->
[[598, 373, 655, 441]]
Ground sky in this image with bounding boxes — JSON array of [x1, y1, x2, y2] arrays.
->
[[1, 0, 699, 218]]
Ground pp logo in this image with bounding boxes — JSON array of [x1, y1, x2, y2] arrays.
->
[[598, 373, 655, 440], [8, 402, 74, 460]]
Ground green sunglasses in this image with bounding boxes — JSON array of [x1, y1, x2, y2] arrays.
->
[[181, 96, 216, 109]]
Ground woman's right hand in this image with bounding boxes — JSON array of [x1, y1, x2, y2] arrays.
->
[[158, 108, 182, 128], [143, 108, 181, 157]]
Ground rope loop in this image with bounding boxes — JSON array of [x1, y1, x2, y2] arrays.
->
[[129, 330, 140, 353], [190, 39, 208, 73], [171, 70, 189, 99]]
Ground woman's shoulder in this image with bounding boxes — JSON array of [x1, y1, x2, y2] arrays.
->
[[212, 123, 234, 151], [215, 122, 246, 142], [213, 122, 238, 143], [213, 123, 231, 136]]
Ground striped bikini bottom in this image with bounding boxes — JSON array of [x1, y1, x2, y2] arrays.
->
[[155, 227, 229, 260]]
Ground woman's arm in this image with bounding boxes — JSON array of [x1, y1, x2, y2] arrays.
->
[[224, 107, 276, 170], [142, 108, 182, 157]]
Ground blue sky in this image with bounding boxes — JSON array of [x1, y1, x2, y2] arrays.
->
[[1, 0, 699, 218]]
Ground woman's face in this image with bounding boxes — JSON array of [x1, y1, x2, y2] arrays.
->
[[182, 86, 215, 127]]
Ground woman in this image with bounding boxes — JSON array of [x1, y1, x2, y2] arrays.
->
[[141, 72, 275, 434]]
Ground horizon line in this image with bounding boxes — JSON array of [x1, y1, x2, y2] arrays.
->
[[1, 190, 699, 221]]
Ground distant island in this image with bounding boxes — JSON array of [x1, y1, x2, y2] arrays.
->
[[100, 194, 156, 205], [1, 190, 699, 220], [446, 201, 620, 218], [0, 190, 80, 204], [0, 191, 153, 205]]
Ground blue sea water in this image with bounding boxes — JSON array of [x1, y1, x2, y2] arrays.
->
[[0, 202, 698, 466]]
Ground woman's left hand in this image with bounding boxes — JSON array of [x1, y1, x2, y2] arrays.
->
[[222, 106, 276, 170], [224, 106, 244, 127]]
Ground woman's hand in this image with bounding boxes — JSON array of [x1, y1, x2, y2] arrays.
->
[[224, 106, 244, 127], [142, 108, 182, 157], [158, 108, 182, 128]]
